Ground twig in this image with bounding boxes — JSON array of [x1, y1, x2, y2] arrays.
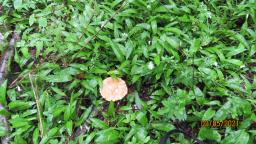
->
[[69, 0, 129, 64], [0, 31, 20, 144], [29, 73, 44, 138], [8, 72, 30, 88], [9, 70, 40, 90], [83, 0, 129, 46], [77, 2, 97, 41]]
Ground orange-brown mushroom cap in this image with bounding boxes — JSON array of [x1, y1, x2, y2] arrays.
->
[[100, 77, 128, 101]]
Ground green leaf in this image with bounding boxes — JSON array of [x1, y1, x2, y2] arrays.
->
[[189, 39, 200, 55], [221, 130, 249, 144], [135, 127, 149, 143], [29, 14, 36, 26], [90, 118, 109, 129], [52, 87, 66, 96], [64, 102, 76, 121], [249, 44, 256, 56], [76, 106, 92, 126], [40, 127, 59, 144], [125, 41, 133, 59], [38, 17, 47, 27], [0, 80, 7, 106], [43, 74, 72, 83], [234, 33, 249, 48], [202, 108, 216, 120], [33, 128, 39, 144], [136, 111, 148, 126], [8, 100, 34, 110], [64, 33, 78, 42], [95, 128, 119, 144], [151, 20, 157, 34], [14, 135, 27, 144], [134, 91, 147, 110], [224, 59, 243, 66], [35, 41, 43, 58], [84, 132, 96, 144], [151, 122, 175, 132], [226, 44, 246, 57], [13, 0, 22, 9], [81, 80, 97, 94], [166, 37, 179, 49], [198, 127, 221, 142], [10, 117, 30, 128], [160, 35, 180, 60], [21, 47, 30, 59], [154, 55, 160, 66], [125, 127, 136, 142], [194, 86, 207, 105], [131, 65, 145, 75], [65, 120, 73, 136], [110, 41, 125, 62]]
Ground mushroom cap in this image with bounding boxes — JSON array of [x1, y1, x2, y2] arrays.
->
[[100, 77, 128, 101]]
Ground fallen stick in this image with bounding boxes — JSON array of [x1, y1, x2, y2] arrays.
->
[[0, 32, 20, 144], [29, 73, 44, 138]]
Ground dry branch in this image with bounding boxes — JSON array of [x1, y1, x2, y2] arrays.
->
[[29, 73, 44, 138], [0, 32, 20, 144]]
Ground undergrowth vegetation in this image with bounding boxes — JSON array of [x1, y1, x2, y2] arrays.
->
[[0, 0, 256, 143]]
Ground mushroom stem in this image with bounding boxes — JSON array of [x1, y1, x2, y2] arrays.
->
[[108, 101, 115, 116]]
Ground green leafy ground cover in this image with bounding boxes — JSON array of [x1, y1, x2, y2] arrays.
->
[[0, 0, 256, 143]]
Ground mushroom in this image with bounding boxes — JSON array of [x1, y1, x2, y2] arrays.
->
[[100, 77, 128, 101]]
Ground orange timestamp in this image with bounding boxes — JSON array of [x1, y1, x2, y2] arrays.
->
[[200, 119, 239, 127]]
